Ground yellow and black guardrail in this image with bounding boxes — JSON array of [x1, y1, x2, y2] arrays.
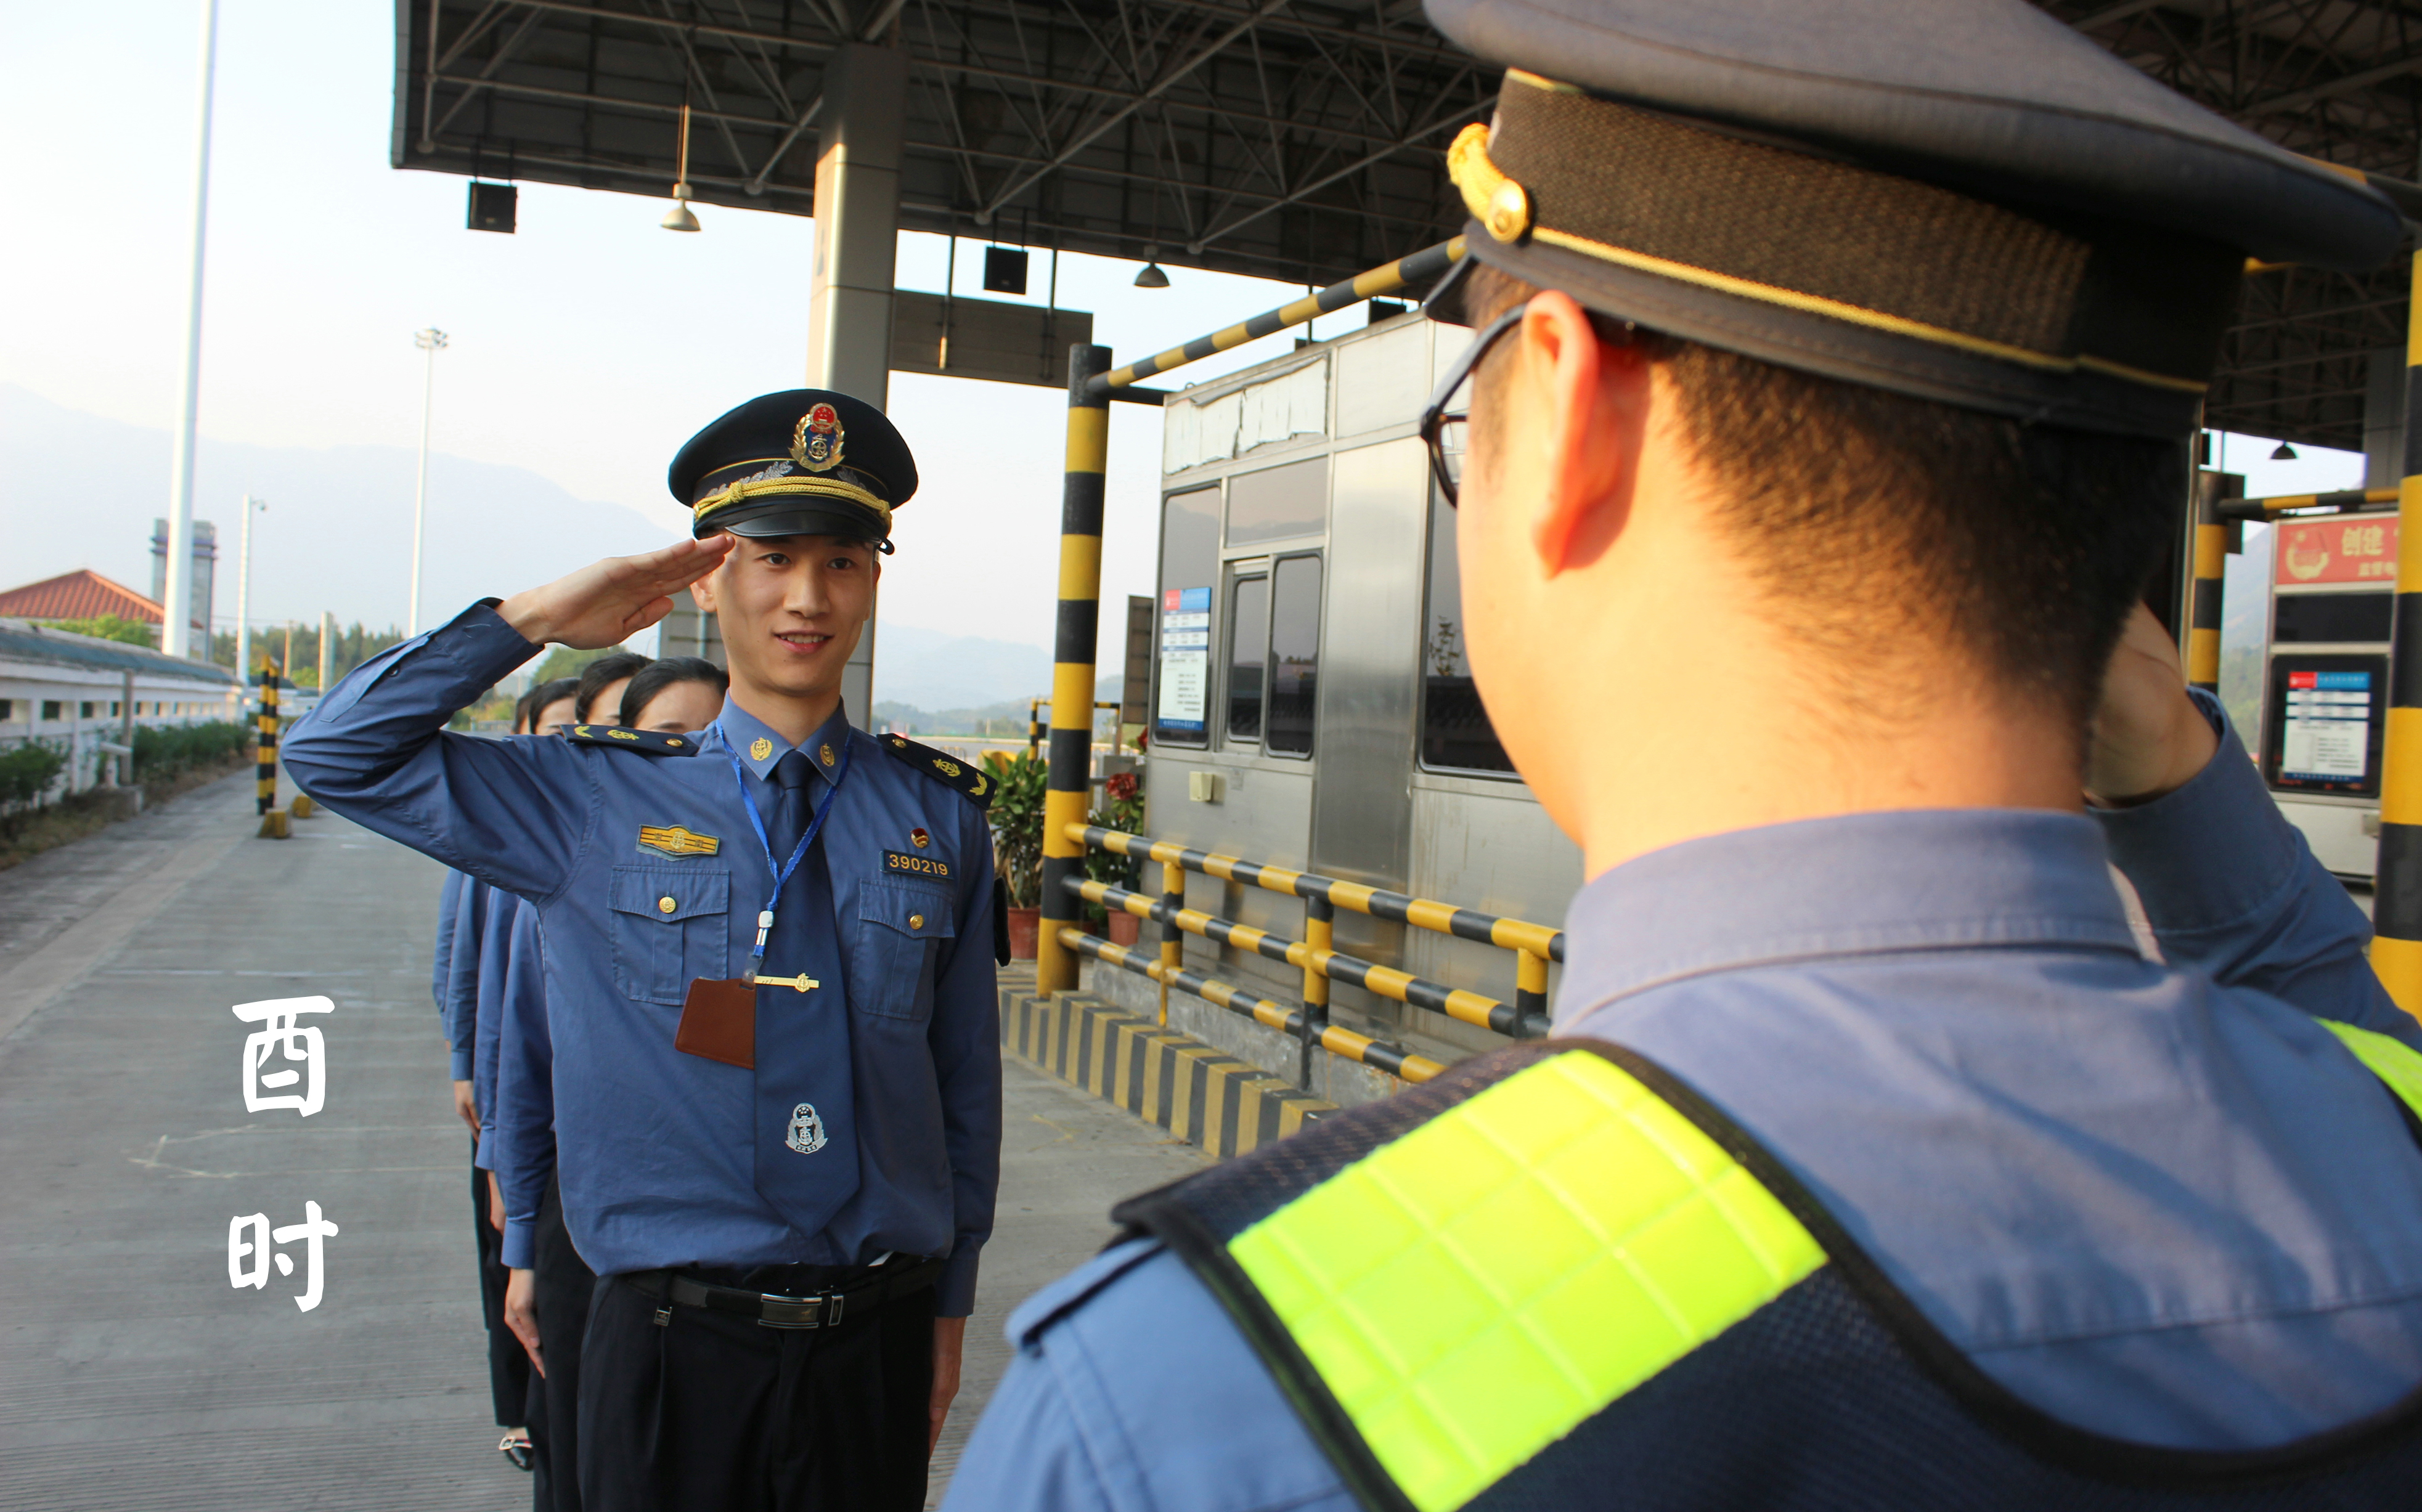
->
[[1057, 823, 1562, 1087], [1033, 235, 1472, 997], [2212, 486, 2397, 521]]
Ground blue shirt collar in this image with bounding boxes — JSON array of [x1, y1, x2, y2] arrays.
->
[[1557, 808, 2143, 1024], [712, 696, 854, 784]]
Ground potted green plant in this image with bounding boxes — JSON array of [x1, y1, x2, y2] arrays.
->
[[1087, 770, 1148, 945], [982, 749, 1047, 959]]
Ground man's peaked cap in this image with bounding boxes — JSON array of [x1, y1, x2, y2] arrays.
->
[[1422, 0, 2404, 436], [669, 389, 918, 545]]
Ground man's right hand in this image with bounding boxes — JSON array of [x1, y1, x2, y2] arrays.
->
[[452, 1079, 479, 1134], [504, 1267, 545, 1376], [497, 537, 734, 650]]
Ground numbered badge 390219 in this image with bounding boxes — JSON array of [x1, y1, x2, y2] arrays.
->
[[785, 1102, 828, 1155]]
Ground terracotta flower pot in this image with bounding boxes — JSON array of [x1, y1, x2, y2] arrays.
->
[[1106, 910, 1141, 947], [1007, 906, 1042, 960]]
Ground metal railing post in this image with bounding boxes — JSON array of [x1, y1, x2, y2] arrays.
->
[[1301, 895, 1333, 1091], [2375, 254, 2422, 1018], [1160, 859, 1184, 1028], [1038, 341, 1112, 996], [1515, 948, 1550, 1036]]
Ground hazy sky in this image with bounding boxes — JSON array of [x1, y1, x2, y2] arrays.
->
[[1, 0, 1368, 659], [0, 1, 2373, 659]]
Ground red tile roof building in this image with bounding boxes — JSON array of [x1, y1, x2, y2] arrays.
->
[[0, 571, 164, 625]]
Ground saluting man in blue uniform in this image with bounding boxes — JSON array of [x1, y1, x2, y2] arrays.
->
[[948, 3, 2422, 1509], [285, 391, 1001, 1512]]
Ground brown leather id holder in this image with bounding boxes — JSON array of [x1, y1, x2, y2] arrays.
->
[[675, 978, 756, 1069]]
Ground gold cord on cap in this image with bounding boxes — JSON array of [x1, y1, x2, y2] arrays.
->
[[1449, 123, 1532, 244]]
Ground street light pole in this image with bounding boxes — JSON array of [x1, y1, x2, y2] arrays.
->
[[163, 0, 222, 660], [409, 327, 449, 636], [235, 494, 266, 693]]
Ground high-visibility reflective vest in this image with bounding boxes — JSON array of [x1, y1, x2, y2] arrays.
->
[[1113, 1032, 2422, 1512]]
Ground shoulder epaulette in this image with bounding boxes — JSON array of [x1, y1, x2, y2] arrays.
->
[[563, 724, 699, 757], [880, 733, 994, 810]]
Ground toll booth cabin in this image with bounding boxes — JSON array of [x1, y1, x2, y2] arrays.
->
[[2261, 511, 2397, 880], [1127, 311, 1583, 1094]]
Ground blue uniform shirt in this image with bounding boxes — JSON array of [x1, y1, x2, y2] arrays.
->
[[284, 602, 1002, 1315], [947, 697, 2422, 1508], [433, 868, 466, 1020], [489, 896, 557, 1269], [440, 871, 491, 1082], [468, 885, 523, 1172]]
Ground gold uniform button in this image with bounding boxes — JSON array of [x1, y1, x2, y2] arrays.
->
[[658, 896, 677, 914], [908, 913, 925, 930]]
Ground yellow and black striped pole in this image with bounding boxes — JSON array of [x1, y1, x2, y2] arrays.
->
[[1038, 343, 1113, 996], [2187, 478, 2225, 694], [2376, 254, 2422, 1018], [256, 665, 279, 815]]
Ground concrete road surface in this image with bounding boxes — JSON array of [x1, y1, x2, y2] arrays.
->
[[0, 771, 1204, 1511]]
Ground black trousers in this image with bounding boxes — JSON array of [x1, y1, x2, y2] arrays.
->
[[529, 1174, 597, 1512], [578, 1267, 935, 1512], [472, 1150, 534, 1428]]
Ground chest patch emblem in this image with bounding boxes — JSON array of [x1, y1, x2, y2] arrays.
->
[[910, 827, 930, 849], [785, 1102, 828, 1155], [638, 825, 720, 858], [884, 849, 950, 879]]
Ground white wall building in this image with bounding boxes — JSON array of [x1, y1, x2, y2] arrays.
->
[[0, 619, 245, 804]]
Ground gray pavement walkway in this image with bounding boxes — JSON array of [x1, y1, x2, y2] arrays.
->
[[0, 773, 1204, 1511]]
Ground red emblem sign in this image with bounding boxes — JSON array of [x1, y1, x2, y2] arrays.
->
[[2275, 517, 2398, 586]]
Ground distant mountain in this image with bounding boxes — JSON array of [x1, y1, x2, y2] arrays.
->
[[0, 383, 677, 630], [867, 621, 1055, 713]]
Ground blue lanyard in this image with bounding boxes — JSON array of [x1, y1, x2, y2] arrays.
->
[[719, 723, 852, 965]]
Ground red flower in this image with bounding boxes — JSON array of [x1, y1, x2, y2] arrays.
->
[[1106, 771, 1140, 802]]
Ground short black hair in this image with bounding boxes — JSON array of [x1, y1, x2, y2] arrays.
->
[[574, 652, 654, 723], [515, 677, 579, 733], [618, 657, 729, 728], [1461, 262, 2181, 744]]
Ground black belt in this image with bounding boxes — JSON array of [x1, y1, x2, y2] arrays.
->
[[619, 1257, 946, 1330]]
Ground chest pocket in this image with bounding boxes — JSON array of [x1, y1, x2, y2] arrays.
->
[[849, 877, 955, 1023], [608, 865, 730, 1006]]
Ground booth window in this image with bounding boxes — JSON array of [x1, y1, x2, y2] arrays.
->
[[1419, 492, 1516, 773], [1226, 457, 1327, 547], [1265, 556, 1321, 756], [1154, 487, 1221, 749], [41, 701, 62, 723], [1227, 574, 1270, 741]]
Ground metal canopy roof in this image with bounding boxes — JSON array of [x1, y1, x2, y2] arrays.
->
[[395, 1, 2421, 449]]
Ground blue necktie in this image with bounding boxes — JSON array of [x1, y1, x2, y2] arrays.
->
[[752, 749, 859, 1235]]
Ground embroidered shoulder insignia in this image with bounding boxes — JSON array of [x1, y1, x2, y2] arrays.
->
[[881, 733, 993, 811], [565, 725, 697, 757]]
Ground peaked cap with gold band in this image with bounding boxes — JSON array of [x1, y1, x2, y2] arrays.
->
[[668, 389, 918, 547], [1421, 0, 2404, 437]]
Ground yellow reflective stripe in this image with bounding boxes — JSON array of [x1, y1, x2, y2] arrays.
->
[[1228, 1053, 1824, 1512], [2320, 1020, 2422, 1119]]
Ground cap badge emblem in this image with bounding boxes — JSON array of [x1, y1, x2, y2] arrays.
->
[[791, 402, 846, 474], [749, 737, 773, 762], [910, 827, 930, 848]]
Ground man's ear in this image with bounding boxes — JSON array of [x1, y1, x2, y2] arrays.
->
[[1524, 291, 1650, 576], [687, 574, 717, 614]]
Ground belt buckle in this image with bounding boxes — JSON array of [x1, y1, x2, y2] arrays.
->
[[756, 1289, 842, 1330]]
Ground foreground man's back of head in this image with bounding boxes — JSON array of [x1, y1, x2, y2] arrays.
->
[[942, 3, 2422, 1508]]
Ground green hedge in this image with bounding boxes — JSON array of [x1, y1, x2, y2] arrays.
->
[[0, 742, 67, 810], [133, 720, 254, 781]]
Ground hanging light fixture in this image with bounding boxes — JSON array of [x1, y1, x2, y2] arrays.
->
[[2271, 441, 2298, 461], [661, 102, 701, 232], [1134, 261, 1170, 289]]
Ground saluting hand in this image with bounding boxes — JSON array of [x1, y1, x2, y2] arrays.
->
[[497, 536, 736, 651], [2086, 602, 2220, 808]]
